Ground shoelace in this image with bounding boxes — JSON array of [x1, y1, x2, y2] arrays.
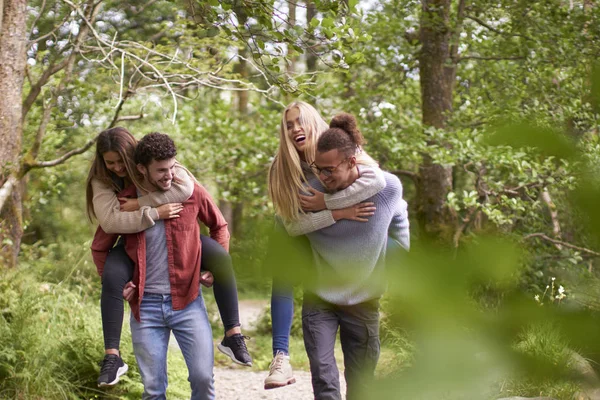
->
[[231, 335, 251, 349], [270, 353, 285, 372], [100, 356, 119, 373]]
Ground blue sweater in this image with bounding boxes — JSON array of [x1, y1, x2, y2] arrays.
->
[[305, 170, 409, 305]]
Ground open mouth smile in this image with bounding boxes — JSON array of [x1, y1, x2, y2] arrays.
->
[[294, 135, 306, 144]]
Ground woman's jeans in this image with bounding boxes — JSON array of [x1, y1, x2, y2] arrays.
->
[[270, 236, 401, 356], [101, 235, 239, 350], [130, 294, 215, 400]]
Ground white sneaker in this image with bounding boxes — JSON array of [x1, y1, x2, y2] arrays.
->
[[264, 351, 296, 390]]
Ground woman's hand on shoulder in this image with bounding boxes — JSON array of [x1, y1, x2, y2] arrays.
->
[[300, 187, 326, 212]]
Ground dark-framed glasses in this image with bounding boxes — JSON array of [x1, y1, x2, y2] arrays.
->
[[310, 158, 348, 177]]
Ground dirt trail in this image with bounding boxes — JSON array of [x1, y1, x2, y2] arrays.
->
[[170, 298, 344, 399], [216, 299, 346, 399]]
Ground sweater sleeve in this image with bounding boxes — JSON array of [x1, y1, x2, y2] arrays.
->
[[323, 165, 386, 209], [282, 165, 386, 236], [91, 178, 159, 234], [386, 178, 410, 251], [195, 184, 230, 252], [283, 211, 336, 237], [137, 164, 194, 207]]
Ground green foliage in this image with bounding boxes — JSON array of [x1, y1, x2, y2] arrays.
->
[[12, 0, 600, 398], [0, 265, 105, 399]]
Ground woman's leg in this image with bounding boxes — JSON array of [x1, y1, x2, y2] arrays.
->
[[271, 278, 294, 356], [200, 235, 240, 332], [264, 228, 313, 389], [200, 235, 251, 366], [98, 241, 134, 386]]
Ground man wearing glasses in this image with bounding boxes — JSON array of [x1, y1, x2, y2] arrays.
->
[[301, 114, 410, 400]]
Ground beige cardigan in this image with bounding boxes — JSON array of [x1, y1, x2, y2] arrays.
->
[[91, 164, 195, 234]]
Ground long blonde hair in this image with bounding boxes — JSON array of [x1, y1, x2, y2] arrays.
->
[[268, 101, 378, 221]]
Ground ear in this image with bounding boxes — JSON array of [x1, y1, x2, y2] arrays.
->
[[348, 156, 357, 168], [136, 164, 146, 176]]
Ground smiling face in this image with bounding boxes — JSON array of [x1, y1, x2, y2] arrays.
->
[[103, 151, 128, 178], [137, 158, 176, 192], [313, 149, 358, 192], [286, 107, 308, 155]]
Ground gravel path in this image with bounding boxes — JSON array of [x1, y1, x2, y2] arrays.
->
[[214, 367, 318, 400], [171, 299, 345, 399], [214, 299, 337, 399]]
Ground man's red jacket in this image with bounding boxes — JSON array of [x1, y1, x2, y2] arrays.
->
[[91, 182, 230, 321]]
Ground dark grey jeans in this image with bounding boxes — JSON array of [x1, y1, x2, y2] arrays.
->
[[302, 293, 380, 400]]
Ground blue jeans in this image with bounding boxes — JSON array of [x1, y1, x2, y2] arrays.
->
[[130, 294, 215, 400]]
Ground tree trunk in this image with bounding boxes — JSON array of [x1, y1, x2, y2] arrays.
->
[[0, 0, 27, 267], [417, 0, 455, 238], [305, 0, 317, 72]]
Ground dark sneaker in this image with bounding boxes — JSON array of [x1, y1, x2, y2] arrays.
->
[[98, 354, 128, 387], [217, 334, 253, 366]]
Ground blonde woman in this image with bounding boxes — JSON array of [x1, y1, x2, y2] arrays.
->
[[264, 102, 386, 389]]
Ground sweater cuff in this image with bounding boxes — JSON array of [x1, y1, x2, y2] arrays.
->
[[312, 210, 335, 229], [149, 207, 160, 221]]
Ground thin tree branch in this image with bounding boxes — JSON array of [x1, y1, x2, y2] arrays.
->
[[28, 10, 71, 45], [28, 0, 47, 40], [25, 139, 98, 171], [453, 207, 479, 247], [24, 0, 101, 164], [523, 233, 600, 257], [115, 113, 145, 123], [22, 58, 69, 118], [23, 84, 131, 174], [540, 189, 562, 250], [130, 0, 159, 16], [466, 15, 532, 41], [108, 89, 133, 128], [459, 55, 526, 61]]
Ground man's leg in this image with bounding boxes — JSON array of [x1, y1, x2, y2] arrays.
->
[[339, 299, 380, 400], [170, 295, 215, 400], [130, 294, 170, 400], [302, 293, 342, 400]]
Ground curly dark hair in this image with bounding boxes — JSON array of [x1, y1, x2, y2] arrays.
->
[[134, 132, 177, 167], [317, 113, 365, 158]]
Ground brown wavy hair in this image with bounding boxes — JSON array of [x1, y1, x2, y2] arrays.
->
[[85, 127, 142, 221]]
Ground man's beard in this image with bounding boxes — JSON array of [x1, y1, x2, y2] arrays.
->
[[146, 175, 170, 192]]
